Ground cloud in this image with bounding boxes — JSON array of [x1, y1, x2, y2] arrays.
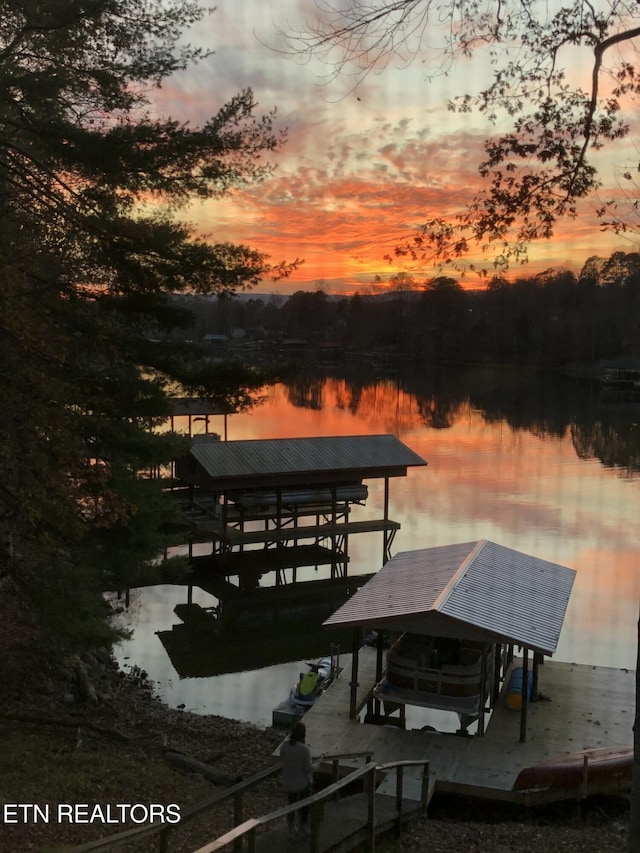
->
[[185, 120, 518, 290], [149, 2, 634, 293]]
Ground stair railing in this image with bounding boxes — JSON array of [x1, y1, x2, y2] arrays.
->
[[62, 751, 374, 853], [192, 757, 430, 853]]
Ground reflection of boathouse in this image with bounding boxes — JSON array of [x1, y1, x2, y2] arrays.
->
[[324, 540, 576, 740], [163, 435, 427, 672]]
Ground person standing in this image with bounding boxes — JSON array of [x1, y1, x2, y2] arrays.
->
[[280, 721, 313, 837]]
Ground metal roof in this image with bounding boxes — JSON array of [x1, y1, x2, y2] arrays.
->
[[324, 540, 576, 655], [179, 434, 427, 490]]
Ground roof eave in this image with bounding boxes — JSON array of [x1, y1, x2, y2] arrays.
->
[[323, 609, 560, 656]]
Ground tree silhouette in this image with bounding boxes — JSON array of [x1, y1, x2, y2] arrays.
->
[[0, 0, 297, 646]]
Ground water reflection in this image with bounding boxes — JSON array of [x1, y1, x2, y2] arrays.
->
[[115, 367, 640, 727]]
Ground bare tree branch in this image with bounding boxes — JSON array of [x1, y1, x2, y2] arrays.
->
[[280, 1, 640, 266]]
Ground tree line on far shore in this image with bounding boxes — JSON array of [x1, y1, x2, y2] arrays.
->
[[180, 251, 640, 369]]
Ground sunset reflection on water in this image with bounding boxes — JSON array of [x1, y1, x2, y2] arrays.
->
[[116, 372, 640, 725]]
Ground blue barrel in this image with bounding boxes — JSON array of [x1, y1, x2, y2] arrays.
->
[[506, 667, 533, 711]]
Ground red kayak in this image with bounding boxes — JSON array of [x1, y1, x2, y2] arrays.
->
[[513, 745, 633, 792]]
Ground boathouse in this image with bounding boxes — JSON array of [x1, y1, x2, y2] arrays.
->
[[173, 433, 426, 570], [168, 397, 235, 440], [293, 540, 633, 806], [323, 540, 576, 741], [165, 435, 427, 669]]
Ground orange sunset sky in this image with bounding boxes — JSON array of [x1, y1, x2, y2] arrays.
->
[[153, 2, 640, 294]]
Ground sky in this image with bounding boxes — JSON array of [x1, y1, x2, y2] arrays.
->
[[153, 1, 639, 295]]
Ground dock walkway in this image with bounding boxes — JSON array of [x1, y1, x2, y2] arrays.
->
[[194, 653, 634, 852], [300, 648, 635, 804]]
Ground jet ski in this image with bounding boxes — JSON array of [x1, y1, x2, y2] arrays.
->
[[290, 657, 334, 708]]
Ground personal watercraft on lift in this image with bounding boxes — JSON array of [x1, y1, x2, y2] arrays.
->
[[290, 657, 335, 708]]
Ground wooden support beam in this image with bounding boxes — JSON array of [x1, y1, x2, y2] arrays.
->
[[520, 647, 529, 743], [492, 642, 502, 707], [366, 769, 376, 851], [374, 630, 385, 717], [383, 477, 390, 565], [331, 484, 337, 580], [350, 629, 361, 720], [531, 652, 540, 701]]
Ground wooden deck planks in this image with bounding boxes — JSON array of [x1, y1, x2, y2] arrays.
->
[[450, 660, 635, 796], [302, 646, 378, 758], [295, 654, 634, 804]]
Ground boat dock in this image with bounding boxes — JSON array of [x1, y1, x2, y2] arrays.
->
[[299, 647, 634, 805], [168, 435, 428, 609]]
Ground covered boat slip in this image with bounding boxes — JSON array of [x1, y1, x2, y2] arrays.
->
[[293, 539, 634, 805], [173, 434, 427, 572], [175, 434, 427, 489], [156, 434, 426, 678], [324, 540, 578, 738], [168, 397, 233, 440]]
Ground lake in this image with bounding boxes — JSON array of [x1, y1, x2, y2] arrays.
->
[[112, 366, 640, 729]]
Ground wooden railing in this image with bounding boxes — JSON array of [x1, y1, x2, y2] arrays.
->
[[219, 519, 401, 545], [192, 757, 430, 853], [62, 752, 374, 853]]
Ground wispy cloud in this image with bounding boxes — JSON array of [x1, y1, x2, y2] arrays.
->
[[152, 1, 632, 293]]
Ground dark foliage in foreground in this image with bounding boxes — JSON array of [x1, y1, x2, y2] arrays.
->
[[0, 1, 297, 647]]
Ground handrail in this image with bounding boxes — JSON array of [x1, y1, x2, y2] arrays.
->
[[192, 756, 430, 853], [192, 765, 375, 853], [62, 751, 374, 853]]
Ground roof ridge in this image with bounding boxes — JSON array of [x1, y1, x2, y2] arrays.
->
[[432, 539, 487, 613]]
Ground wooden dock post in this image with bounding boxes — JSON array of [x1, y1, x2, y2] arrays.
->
[[519, 647, 529, 743], [366, 767, 377, 851], [350, 629, 361, 719]]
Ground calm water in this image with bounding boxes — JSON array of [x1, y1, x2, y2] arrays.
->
[[113, 367, 640, 728]]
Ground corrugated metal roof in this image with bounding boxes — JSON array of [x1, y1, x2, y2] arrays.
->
[[186, 434, 427, 487], [324, 540, 576, 655]]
